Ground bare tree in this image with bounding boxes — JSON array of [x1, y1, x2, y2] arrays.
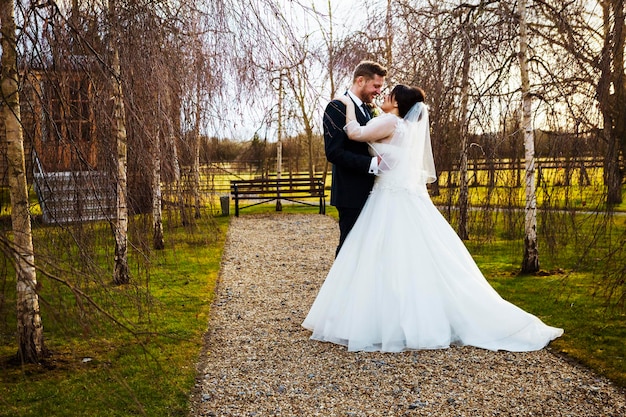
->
[[152, 101, 164, 249], [457, 23, 472, 241], [1, 0, 45, 362], [316, 1, 337, 98], [598, 0, 625, 205], [392, 1, 466, 202], [450, 1, 500, 240], [186, 9, 214, 220], [108, 0, 130, 285], [226, 0, 327, 180], [518, 0, 539, 273], [191, 76, 203, 218], [533, 0, 625, 205], [383, 0, 394, 69], [283, 49, 323, 178], [311, 1, 358, 185]]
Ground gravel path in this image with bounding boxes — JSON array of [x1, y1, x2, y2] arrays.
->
[[190, 213, 625, 417]]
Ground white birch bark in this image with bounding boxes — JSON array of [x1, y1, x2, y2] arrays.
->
[[276, 72, 283, 211], [192, 83, 202, 219], [518, 0, 540, 273], [166, 118, 186, 225], [152, 109, 164, 249], [109, 10, 130, 284], [1, 0, 45, 361], [160, 91, 186, 224]]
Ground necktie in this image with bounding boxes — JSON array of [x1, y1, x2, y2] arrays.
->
[[361, 103, 371, 121]]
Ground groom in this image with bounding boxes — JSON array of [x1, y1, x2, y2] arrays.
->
[[323, 60, 387, 255]]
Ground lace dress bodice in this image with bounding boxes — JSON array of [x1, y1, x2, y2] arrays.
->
[[369, 122, 429, 195]]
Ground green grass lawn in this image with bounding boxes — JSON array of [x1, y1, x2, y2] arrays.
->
[[1, 200, 624, 416], [1, 214, 229, 417], [469, 242, 626, 388]]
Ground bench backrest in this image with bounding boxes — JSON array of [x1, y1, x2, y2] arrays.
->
[[230, 177, 325, 197]]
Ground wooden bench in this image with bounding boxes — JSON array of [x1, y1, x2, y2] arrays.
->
[[230, 177, 326, 217]]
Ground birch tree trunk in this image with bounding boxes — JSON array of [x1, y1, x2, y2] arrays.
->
[[192, 82, 202, 219], [320, 0, 335, 188], [275, 71, 283, 211], [285, 70, 315, 178], [161, 91, 186, 225], [168, 130, 186, 224], [326, 0, 335, 98], [1, 0, 45, 362], [384, 0, 393, 71], [518, 0, 540, 273], [457, 30, 471, 241], [108, 1, 130, 284], [152, 108, 164, 250]]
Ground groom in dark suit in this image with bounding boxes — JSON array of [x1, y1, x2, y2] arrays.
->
[[324, 60, 387, 255]]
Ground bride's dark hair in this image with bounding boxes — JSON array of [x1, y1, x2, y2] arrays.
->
[[390, 84, 425, 118]]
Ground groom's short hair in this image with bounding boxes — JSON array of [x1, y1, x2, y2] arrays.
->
[[353, 61, 387, 81]]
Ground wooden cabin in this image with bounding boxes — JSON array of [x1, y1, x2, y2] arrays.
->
[[0, 63, 114, 223]]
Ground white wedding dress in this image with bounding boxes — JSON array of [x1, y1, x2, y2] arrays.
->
[[302, 104, 563, 352]]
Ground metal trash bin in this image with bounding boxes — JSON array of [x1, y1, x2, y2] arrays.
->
[[219, 195, 230, 216]]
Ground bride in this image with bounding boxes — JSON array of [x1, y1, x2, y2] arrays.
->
[[302, 84, 563, 352]]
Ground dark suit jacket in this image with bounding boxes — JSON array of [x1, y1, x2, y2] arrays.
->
[[323, 96, 375, 210]]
